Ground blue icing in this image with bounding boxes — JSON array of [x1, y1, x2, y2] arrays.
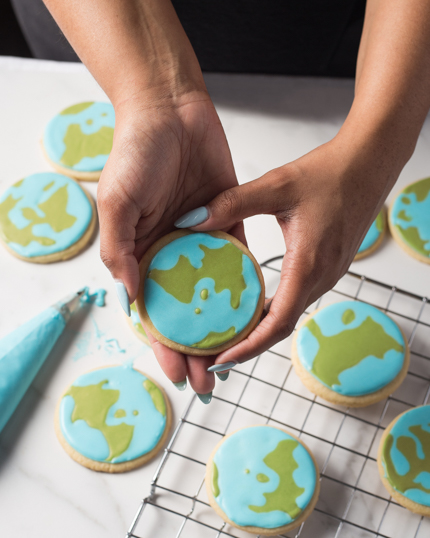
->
[[59, 366, 166, 463], [213, 426, 316, 529], [415, 472, 430, 490], [43, 102, 115, 172], [144, 234, 261, 348], [358, 217, 382, 253], [0, 172, 92, 258], [296, 301, 405, 396]]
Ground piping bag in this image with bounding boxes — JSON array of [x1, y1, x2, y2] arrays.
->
[[0, 288, 88, 434]]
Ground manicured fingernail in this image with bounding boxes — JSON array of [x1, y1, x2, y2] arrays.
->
[[207, 362, 237, 373], [115, 280, 131, 317], [197, 392, 212, 404], [173, 379, 187, 391], [216, 372, 229, 381], [174, 207, 208, 228]]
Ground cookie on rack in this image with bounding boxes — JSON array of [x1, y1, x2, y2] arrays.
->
[[0, 172, 96, 263], [126, 302, 150, 345], [354, 207, 386, 260], [378, 405, 430, 516], [206, 425, 319, 536], [136, 230, 265, 355], [291, 300, 409, 407], [55, 365, 171, 472], [389, 176, 430, 264], [42, 101, 115, 181]]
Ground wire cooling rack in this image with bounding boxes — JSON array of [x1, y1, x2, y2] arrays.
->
[[126, 256, 430, 538]]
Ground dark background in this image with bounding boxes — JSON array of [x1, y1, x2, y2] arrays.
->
[[0, 1, 32, 57]]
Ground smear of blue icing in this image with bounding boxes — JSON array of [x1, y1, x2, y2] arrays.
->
[[2, 172, 92, 258], [43, 102, 115, 171], [358, 218, 381, 253], [391, 189, 430, 253], [213, 426, 316, 529], [144, 234, 261, 347], [384, 406, 430, 506], [296, 301, 405, 396], [59, 365, 166, 463]]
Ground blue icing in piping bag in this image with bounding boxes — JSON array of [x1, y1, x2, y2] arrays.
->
[[0, 288, 105, 434]]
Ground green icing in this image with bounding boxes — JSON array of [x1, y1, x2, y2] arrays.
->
[[397, 210, 412, 222], [401, 196, 411, 205], [61, 124, 114, 167], [395, 225, 430, 257], [201, 289, 209, 300], [342, 309, 355, 325], [212, 461, 220, 497], [143, 379, 166, 417], [195, 308, 201, 314], [60, 102, 94, 115], [376, 211, 385, 232], [404, 177, 430, 202], [14, 179, 24, 188], [133, 410, 139, 416], [43, 181, 55, 191], [192, 326, 236, 349], [257, 473, 270, 483], [245, 469, 250, 474], [306, 316, 403, 388], [249, 439, 305, 519], [0, 184, 77, 247], [383, 426, 430, 494], [114, 409, 126, 418], [67, 381, 134, 462], [130, 302, 147, 337], [148, 242, 246, 309]]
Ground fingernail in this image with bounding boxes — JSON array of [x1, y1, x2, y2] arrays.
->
[[207, 362, 237, 373], [216, 372, 229, 381], [174, 207, 208, 228], [115, 280, 131, 317], [197, 392, 212, 404], [173, 379, 187, 391]]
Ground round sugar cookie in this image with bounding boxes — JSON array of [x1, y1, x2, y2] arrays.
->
[[136, 230, 265, 356], [206, 425, 320, 536], [42, 101, 115, 181], [378, 405, 430, 516], [126, 302, 150, 345], [354, 207, 386, 260], [389, 177, 430, 264], [55, 365, 171, 473], [291, 301, 409, 407], [0, 172, 96, 263]]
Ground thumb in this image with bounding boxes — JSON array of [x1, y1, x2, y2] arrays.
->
[[175, 174, 278, 232], [97, 185, 140, 316]]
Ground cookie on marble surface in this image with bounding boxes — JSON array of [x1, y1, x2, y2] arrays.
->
[[291, 300, 409, 407], [206, 425, 320, 536], [0, 172, 96, 263], [389, 177, 430, 264], [378, 405, 430, 516], [55, 365, 171, 473], [42, 101, 114, 181], [136, 230, 265, 356], [354, 207, 386, 260], [126, 302, 150, 345]]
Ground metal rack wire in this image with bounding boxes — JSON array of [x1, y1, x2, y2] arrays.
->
[[126, 256, 430, 538]]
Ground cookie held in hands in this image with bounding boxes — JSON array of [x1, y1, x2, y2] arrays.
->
[[136, 230, 265, 355]]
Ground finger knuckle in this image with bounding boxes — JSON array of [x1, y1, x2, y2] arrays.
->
[[216, 188, 242, 219]]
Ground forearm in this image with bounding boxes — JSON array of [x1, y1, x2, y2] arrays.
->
[[43, 0, 205, 107], [341, 0, 430, 192]]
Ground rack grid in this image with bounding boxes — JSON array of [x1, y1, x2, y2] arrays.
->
[[126, 256, 430, 538]]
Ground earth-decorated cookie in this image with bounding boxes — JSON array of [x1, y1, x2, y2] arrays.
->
[[42, 101, 115, 181], [354, 208, 386, 260], [378, 406, 430, 516], [0, 172, 96, 263], [136, 230, 265, 355], [126, 302, 150, 345], [389, 177, 430, 264], [206, 425, 319, 535], [55, 365, 171, 472], [292, 301, 409, 407]]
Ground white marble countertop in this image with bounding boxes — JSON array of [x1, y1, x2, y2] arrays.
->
[[0, 57, 429, 538]]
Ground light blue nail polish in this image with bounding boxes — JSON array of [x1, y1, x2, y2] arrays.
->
[[173, 379, 187, 391], [197, 392, 212, 404], [115, 280, 131, 317], [216, 372, 229, 381], [207, 362, 237, 373], [174, 207, 208, 228]]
